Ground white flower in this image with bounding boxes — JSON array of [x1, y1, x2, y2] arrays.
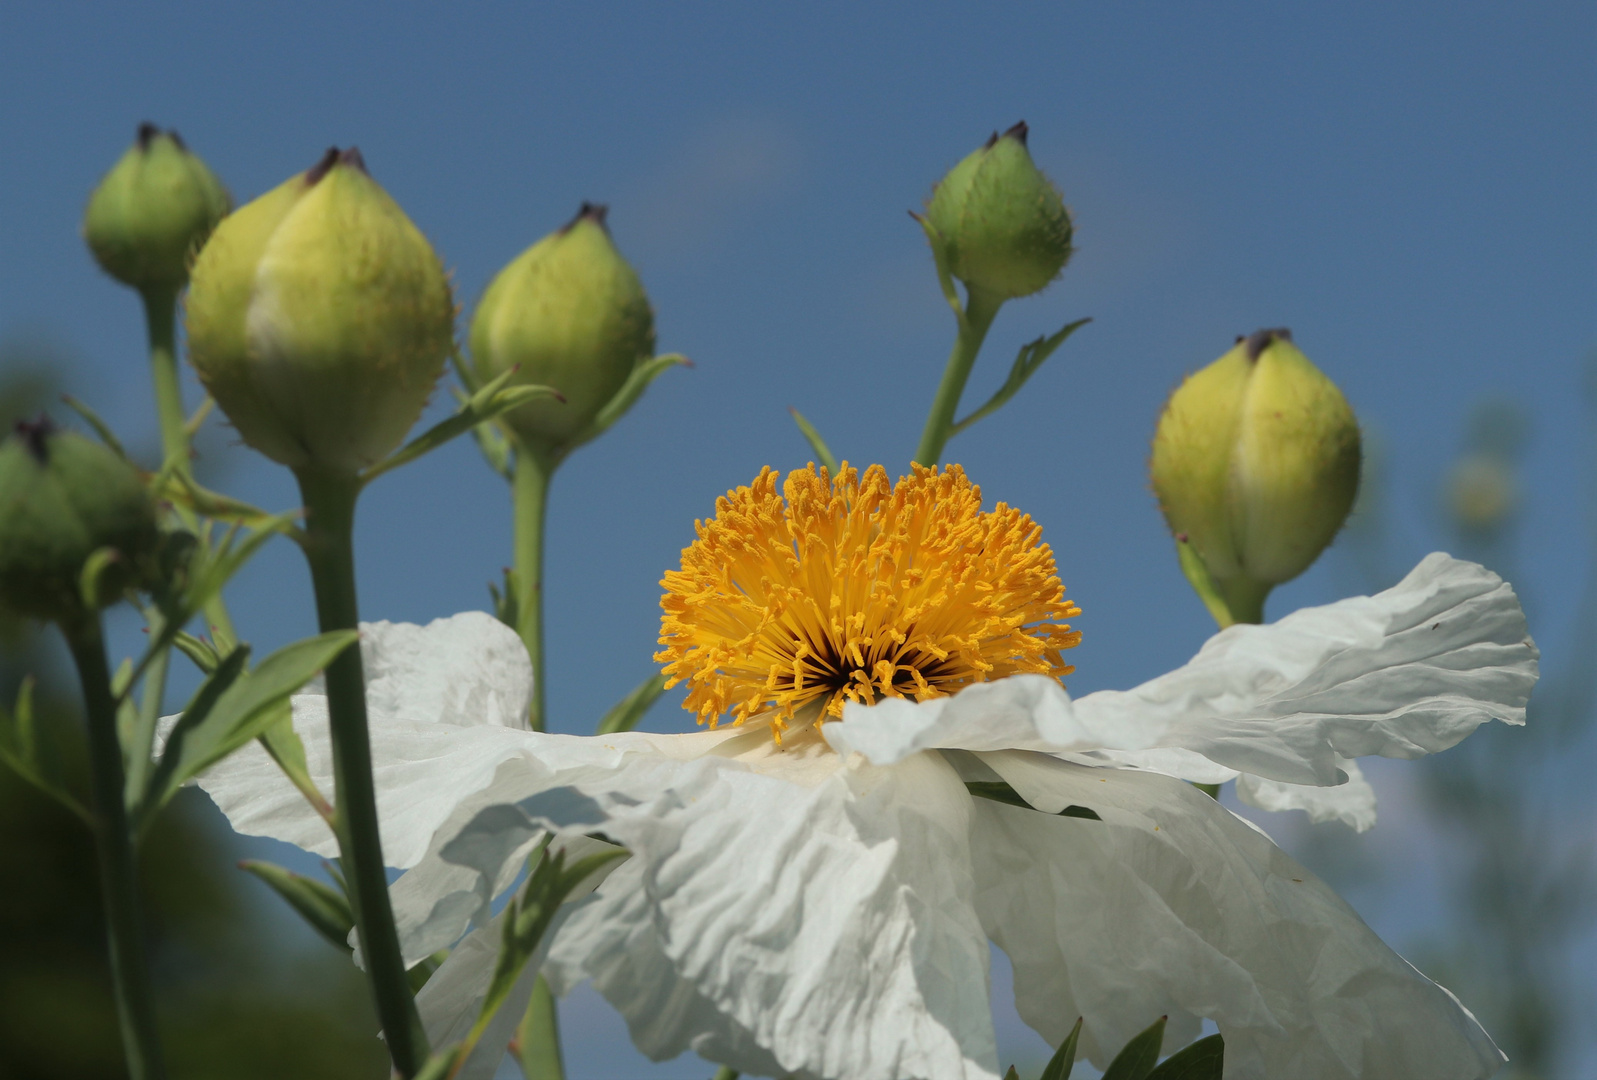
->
[[191, 554, 1536, 1080]]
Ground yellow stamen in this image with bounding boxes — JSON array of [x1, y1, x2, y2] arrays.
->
[[656, 463, 1082, 739]]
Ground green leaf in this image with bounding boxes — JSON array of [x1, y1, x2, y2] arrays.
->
[[490, 567, 520, 630], [595, 673, 668, 735], [362, 368, 562, 485], [966, 781, 1101, 820], [183, 396, 215, 439], [788, 407, 840, 475], [172, 630, 221, 674], [407, 949, 450, 994], [78, 545, 126, 610], [240, 859, 354, 951], [159, 471, 284, 530], [454, 386, 516, 482], [59, 394, 130, 460], [1101, 1016, 1168, 1080], [950, 317, 1090, 437], [567, 353, 689, 452], [412, 1047, 468, 1080], [1040, 1017, 1084, 1080], [136, 630, 357, 828], [1145, 1034, 1224, 1080], [258, 703, 334, 820], [0, 677, 90, 825]]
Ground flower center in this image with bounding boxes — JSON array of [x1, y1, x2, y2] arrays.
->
[[656, 463, 1081, 740]]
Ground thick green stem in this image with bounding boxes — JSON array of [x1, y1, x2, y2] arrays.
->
[[913, 286, 1004, 467], [294, 468, 428, 1076], [512, 443, 555, 732], [64, 614, 168, 1080], [1214, 577, 1270, 628], [514, 976, 565, 1080]]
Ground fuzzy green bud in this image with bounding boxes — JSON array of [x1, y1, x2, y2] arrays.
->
[[1448, 454, 1516, 533], [1150, 329, 1361, 620], [186, 148, 454, 475], [924, 122, 1073, 301], [83, 123, 231, 294], [0, 418, 160, 622], [469, 204, 655, 454]]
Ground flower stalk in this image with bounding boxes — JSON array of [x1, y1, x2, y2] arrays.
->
[[914, 286, 1003, 467], [63, 613, 168, 1080], [293, 467, 428, 1076], [511, 440, 554, 732]]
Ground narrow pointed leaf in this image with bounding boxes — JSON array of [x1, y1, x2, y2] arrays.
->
[[1040, 1017, 1084, 1080], [172, 630, 221, 674], [138, 631, 357, 825], [362, 376, 561, 485], [788, 407, 840, 475], [138, 643, 250, 815], [258, 702, 334, 820], [966, 781, 1100, 820], [1145, 1034, 1223, 1080], [1101, 1017, 1168, 1080], [0, 677, 90, 825], [161, 471, 283, 529], [950, 317, 1090, 436], [571, 353, 689, 450], [596, 673, 668, 735], [183, 396, 216, 439], [912, 211, 964, 319], [240, 859, 355, 950], [59, 395, 130, 459]]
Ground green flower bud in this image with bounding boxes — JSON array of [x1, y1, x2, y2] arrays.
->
[[0, 418, 159, 622], [1448, 454, 1516, 533], [83, 123, 231, 293], [469, 204, 655, 454], [1150, 329, 1361, 616], [186, 148, 454, 475], [924, 121, 1073, 301]]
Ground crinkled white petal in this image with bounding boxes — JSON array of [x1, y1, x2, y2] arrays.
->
[[1071, 553, 1536, 786], [828, 675, 1171, 763], [971, 749, 1502, 1079], [831, 556, 1532, 790], [1059, 747, 1241, 785], [441, 741, 1003, 1080], [1236, 756, 1377, 832], [350, 611, 533, 731], [414, 904, 542, 1080]]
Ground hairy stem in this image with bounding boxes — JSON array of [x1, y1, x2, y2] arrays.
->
[[294, 467, 428, 1076], [913, 286, 1004, 467], [65, 614, 168, 1080]]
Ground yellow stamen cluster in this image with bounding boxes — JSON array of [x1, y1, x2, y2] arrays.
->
[[656, 463, 1081, 739]]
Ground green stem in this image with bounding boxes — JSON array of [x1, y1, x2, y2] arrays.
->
[[141, 286, 187, 474], [140, 285, 238, 646], [293, 468, 428, 1077], [514, 976, 565, 1080], [511, 442, 555, 732], [1214, 577, 1270, 628], [64, 614, 168, 1080], [913, 286, 1004, 467]]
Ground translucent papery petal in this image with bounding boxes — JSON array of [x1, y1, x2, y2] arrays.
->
[[414, 904, 541, 1080], [1075, 553, 1537, 786], [354, 611, 534, 731], [453, 746, 1002, 1080], [184, 611, 535, 867], [1236, 756, 1377, 832], [828, 674, 1170, 765], [973, 750, 1503, 1080], [1060, 747, 1240, 785]]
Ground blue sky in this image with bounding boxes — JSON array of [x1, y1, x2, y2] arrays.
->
[[2, 2, 1593, 1076]]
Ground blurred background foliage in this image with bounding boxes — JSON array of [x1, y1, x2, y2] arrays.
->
[[0, 343, 386, 1080]]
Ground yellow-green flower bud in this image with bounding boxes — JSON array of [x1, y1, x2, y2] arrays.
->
[[1150, 329, 1361, 619], [0, 418, 159, 622], [924, 122, 1073, 301], [469, 204, 655, 454], [186, 148, 454, 475], [83, 123, 231, 294]]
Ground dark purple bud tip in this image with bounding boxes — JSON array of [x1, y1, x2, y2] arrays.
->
[[339, 147, 368, 174], [564, 202, 611, 233], [137, 122, 160, 150], [1244, 327, 1292, 361], [305, 147, 341, 185], [1003, 120, 1029, 146], [1175, 532, 1189, 543], [15, 414, 55, 463], [983, 131, 1000, 151]]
